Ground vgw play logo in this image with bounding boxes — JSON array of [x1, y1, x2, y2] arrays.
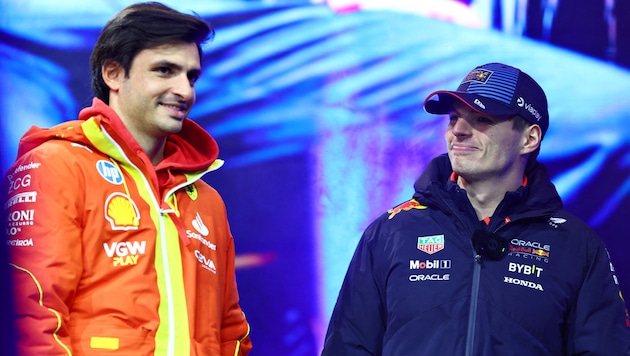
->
[[103, 240, 147, 267]]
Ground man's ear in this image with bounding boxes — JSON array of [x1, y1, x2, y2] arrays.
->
[[102, 60, 124, 92], [521, 124, 542, 155]]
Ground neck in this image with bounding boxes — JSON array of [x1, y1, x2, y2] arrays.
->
[[141, 137, 166, 166], [114, 116, 166, 166]]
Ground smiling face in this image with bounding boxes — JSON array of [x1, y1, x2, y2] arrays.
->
[[446, 100, 531, 184], [103, 42, 202, 147]]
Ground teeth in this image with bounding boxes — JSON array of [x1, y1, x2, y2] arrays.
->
[[164, 104, 183, 111]]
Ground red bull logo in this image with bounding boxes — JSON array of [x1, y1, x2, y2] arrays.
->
[[508, 239, 551, 263], [463, 69, 492, 84], [388, 199, 427, 220], [532, 249, 550, 257]]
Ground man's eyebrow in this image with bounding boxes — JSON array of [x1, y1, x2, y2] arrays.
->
[[152, 60, 202, 76], [152, 60, 181, 69]]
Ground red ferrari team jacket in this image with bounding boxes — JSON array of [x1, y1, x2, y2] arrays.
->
[[3, 98, 252, 355]]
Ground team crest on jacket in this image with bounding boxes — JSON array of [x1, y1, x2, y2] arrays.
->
[[417, 235, 445, 254], [185, 183, 198, 201], [388, 199, 427, 219]]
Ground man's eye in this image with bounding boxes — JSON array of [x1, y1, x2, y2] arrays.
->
[[156, 67, 171, 74]]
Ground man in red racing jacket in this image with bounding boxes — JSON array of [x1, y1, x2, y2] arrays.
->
[[3, 2, 252, 355]]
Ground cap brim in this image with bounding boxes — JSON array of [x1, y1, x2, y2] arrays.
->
[[424, 90, 517, 117]]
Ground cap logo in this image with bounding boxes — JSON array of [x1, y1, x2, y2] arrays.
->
[[462, 69, 493, 85], [517, 97, 542, 122], [473, 98, 486, 109]]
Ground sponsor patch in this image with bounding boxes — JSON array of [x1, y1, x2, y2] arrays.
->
[[192, 212, 209, 236], [6, 238, 34, 247], [6, 226, 23, 236], [504, 276, 544, 291], [462, 69, 493, 84], [195, 250, 217, 274], [548, 217, 567, 228], [4, 191, 37, 209], [387, 199, 426, 220], [7, 209, 34, 227], [417, 235, 444, 254], [516, 97, 543, 122], [508, 262, 543, 278], [605, 248, 621, 287], [104, 192, 140, 230], [7, 174, 32, 195], [97, 160, 123, 185], [8, 162, 41, 177], [508, 238, 551, 263], [103, 240, 146, 267], [409, 274, 450, 282], [186, 212, 216, 250], [409, 259, 451, 270]]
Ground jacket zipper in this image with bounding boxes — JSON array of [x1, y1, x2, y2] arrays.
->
[[465, 253, 482, 356], [464, 222, 511, 355]]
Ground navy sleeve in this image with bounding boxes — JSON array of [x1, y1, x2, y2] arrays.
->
[[321, 222, 387, 355], [567, 238, 630, 355]]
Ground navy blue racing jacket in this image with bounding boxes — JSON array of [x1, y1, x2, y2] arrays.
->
[[322, 154, 630, 355]]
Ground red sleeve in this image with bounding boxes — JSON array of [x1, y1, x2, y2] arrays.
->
[[5, 142, 84, 355], [217, 203, 252, 356], [219, 225, 252, 355]]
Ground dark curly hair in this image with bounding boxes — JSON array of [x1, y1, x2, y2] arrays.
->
[[90, 2, 214, 104]]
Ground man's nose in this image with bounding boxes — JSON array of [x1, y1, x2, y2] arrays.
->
[[451, 117, 471, 136], [172, 74, 195, 101]]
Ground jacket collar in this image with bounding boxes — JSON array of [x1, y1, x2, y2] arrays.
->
[[412, 154, 563, 225]]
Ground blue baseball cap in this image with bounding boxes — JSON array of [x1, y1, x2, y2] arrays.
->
[[424, 63, 549, 138]]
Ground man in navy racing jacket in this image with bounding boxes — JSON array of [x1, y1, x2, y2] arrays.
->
[[322, 62, 630, 355]]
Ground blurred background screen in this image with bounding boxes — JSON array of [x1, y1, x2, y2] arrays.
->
[[2, 0, 629, 354]]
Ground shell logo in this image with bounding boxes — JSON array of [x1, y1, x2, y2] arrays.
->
[[104, 192, 140, 230]]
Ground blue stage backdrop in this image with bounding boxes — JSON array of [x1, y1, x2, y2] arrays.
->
[[2, 1, 629, 355]]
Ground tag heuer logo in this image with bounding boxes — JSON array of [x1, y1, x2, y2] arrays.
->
[[417, 235, 445, 254]]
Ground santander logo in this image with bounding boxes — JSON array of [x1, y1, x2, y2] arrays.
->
[[186, 213, 216, 251], [192, 212, 209, 236]]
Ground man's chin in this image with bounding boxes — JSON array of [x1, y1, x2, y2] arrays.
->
[[449, 155, 474, 169], [159, 122, 184, 136], [450, 161, 480, 177]]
